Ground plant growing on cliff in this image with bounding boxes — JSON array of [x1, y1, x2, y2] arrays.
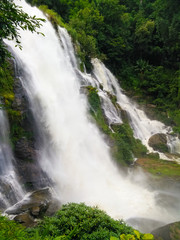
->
[[87, 86, 147, 165]]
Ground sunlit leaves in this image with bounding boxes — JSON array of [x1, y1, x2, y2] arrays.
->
[[0, 0, 45, 64]]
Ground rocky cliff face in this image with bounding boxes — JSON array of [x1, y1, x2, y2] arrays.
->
[[9, 59, 51, 192]]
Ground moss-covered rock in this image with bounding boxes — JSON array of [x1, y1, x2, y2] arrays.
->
[[87, 86, 147, 165], [148, 133, 168, 153]]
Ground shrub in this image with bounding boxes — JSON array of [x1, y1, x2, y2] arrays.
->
[[0, 215, 30, 240], [28, 203, 154, 240]]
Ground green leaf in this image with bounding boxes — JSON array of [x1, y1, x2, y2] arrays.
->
[[142, 233, 154, 240], [110, 236, 119, 240], [134, 230, 140, 239]]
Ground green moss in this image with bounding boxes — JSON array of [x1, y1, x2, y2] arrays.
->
[[39, 5, 65, 28], [111, 124, 147, 165], [136, 158, 180, 179], [87, 86, 110, 134], [87, 87, 147, 165], [153, 143, 169, 153], [0, 62, 14, 98], [0, 61, 32, 147], [107, 92, 117, 107], [8, 109, 24, 145], [169, 110, 180, 134]]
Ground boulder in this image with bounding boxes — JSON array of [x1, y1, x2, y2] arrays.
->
[[14, 212, 36, 228], [151, 221, 180, 240], [5, 188, 61, 227], [148, 133, 169, 153]]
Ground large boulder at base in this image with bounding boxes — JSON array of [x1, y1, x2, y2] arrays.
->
[[5, 188, 61, 227], [148, 133, 169, 153], [14, 212, 36, 228], [151, 221, 180, 240]]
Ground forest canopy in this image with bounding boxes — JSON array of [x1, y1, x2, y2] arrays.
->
[[26, 0, 180, 114]]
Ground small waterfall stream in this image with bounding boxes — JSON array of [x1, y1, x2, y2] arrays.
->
[[3, 0, 180, 231], [0, 109, 24, 209]]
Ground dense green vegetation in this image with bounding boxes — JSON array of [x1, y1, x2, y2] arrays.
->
[[136, 157, 180, 179], [87, 86, 147, 165], [0, 203, 154, 239], [25, 0, 180, 128]]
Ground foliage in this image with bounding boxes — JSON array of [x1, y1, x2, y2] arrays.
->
[[111, 124, 147, 165], [0, 0, 45, 64], [0, 215, 30, 240], [0, 204, 155, 239], [24, 0, 180, 130], [39, 5, 65, 29], [170, 110, 180, 134], [87, 86, 109, 133], [27, 203, 154, 240], [0, 61, 14, 97], [136, 158, 180, 179], [87, 87, 147, 165]]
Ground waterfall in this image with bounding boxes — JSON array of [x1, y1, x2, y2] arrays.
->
[[0, 109, 24, 209], [5, 0, 180, 230], [91, 59, 180, 160]]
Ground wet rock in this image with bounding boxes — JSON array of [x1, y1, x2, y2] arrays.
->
[[151, 221, 180, 240], [0, 200, 7, 211], [6, 188, 61, 227], [0, 179, 21, 208], [14, 212, 36, 227], [31, 206, 40, 216], [6, 188, 52, 215], [120, 109, 129, 123], [15, 157, 50, 191], [148, 133, 169, 153], [15, 137, 36, 161]]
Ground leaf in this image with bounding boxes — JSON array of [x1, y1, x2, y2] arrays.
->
[[120, 234, 126, 240], [142, 233, 154, 240], [110, 236, 119, 240], [134, 230, 140, 239]]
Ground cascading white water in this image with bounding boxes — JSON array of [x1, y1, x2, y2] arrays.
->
[[0, 109, 24, 208], [5, 0, 180, 230], [91, 58, 180, 160]]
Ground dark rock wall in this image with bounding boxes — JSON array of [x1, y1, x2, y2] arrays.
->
[[10, 57, 51, 191]]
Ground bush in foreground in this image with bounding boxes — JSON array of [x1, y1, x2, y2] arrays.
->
[[0, 203, 154, 239], [27, 203, 154, 240]]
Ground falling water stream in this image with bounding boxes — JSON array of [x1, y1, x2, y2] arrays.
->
[[4, 0, 180, 232], [0, 109, 24, 209]]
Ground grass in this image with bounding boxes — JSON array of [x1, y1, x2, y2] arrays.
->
[[136, 157, 180, 179]]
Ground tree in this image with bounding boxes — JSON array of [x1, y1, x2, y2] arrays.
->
[[0, 0, 45, 64]]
